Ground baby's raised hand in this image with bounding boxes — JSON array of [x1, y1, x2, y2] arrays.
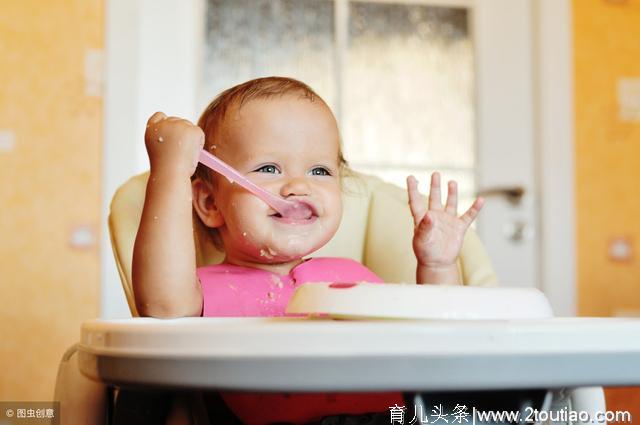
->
[[144, 112, 205, 177], [407, 173, 484, 273]]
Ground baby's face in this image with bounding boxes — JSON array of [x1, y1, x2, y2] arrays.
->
[[210, 95, 343, 265]]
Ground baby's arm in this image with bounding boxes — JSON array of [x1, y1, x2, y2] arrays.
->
[[407, 173, 484, 285], [132, 112, 205, 317]]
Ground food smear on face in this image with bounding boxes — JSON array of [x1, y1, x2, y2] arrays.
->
[[259, 249, 274, 259]]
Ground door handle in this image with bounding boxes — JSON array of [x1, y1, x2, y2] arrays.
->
[[476, 186, 525, 206]]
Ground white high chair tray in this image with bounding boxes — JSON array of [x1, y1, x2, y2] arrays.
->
[[286, 282, 554, 319], [78, 317, 640, 391]]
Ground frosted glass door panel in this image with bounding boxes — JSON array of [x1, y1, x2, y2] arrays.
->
[[344, 3, 475, 200], [201, 0, 336, 111]]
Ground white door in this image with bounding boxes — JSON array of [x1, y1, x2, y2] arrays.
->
[[473, 0, 575, 316], [103, 0, 575, 317], [473, 0, 538, 288]]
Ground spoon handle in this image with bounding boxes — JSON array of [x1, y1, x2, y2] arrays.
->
[[198, 150, 289, 212]]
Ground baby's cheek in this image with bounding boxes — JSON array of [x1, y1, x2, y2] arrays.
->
[[326, 197, 343, 231], [316, 221, 339, 250], [233, 210, 262, 238]]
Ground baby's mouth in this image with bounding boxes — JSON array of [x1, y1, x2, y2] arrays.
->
[[269, 209, 318, 225]]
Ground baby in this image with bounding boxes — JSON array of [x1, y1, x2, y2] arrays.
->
[[132, 77, 483, 424]]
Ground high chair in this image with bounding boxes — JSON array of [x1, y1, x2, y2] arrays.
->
[[54, 171, 607, 425]]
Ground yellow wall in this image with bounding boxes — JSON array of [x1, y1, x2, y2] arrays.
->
[[574, 0, 640, 316], [0, 1, 103, 400], [574, 0, 640, 414]]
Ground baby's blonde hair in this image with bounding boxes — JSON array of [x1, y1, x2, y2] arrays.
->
[[192, 76, 349, 249]]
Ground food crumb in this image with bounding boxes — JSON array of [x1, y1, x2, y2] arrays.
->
[[259, 249, 274, 259], [158, 136, 164, 143], [270, 275, 284, 289]]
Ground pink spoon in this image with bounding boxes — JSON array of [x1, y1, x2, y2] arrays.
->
[[198, 150, 313, 219]]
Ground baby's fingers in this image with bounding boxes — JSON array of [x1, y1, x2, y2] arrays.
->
[[407, 175, 426, 227], [444, 180, 458, 215], [460, 197, 485, 228], [148, 111, 167, 125], [429, 172, 443, 211]]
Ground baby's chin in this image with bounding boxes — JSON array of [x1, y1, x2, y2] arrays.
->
[[252, 238, 328, 263], [253, 246, 313, 262]]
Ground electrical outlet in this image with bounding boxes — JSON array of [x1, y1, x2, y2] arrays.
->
[[0, 130, 16, 152], [608, 236, 633, 262], [69, 225, 96, 249], [84, 49, 104, 97], [617, 78, 640, 122]]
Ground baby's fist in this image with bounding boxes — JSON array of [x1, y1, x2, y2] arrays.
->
[[144, 112, 205, 177]]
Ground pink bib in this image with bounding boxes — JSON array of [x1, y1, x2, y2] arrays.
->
[[197, 257, 383, 317]]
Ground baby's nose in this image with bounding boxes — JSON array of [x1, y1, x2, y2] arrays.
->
[[279, 177, 311, 197]]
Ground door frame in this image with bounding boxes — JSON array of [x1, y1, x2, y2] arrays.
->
[[534, 0, 575, 316], [102, 0, 575, 317]]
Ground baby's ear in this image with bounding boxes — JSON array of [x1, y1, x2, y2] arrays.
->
[[192, 178, 224, 228]]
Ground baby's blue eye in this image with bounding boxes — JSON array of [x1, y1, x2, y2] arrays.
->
[[255, 164, 279, 174], [310, 167, 331, 176]]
